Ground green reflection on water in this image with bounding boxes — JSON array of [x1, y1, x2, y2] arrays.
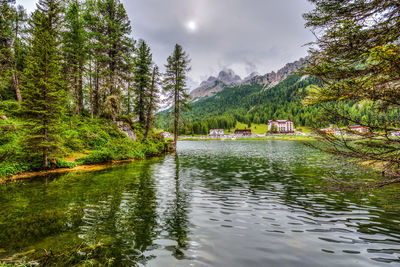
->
[[0, 141, 400, 266]]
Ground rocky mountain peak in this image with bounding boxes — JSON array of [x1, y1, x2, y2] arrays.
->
[[243, 72, 259, 82], [190, 57, 308, 100], [218, 69, 241, 84]]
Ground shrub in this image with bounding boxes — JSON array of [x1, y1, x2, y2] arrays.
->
[[76, 149, 114, 165], [62, 130, 85, 152], [0, 162, 31, 178], [56, 159, 77, 169]]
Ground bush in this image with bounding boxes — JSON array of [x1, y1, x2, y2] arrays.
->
[[56, 159, 77, 169], [76, 149, 114, 165], [62, 130, 85, 152], [0, 162, 31, 178]]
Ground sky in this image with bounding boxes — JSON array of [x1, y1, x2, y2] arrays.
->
[[16, 0, 315, 90]]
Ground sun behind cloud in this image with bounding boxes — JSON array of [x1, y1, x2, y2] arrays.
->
[[186, 20, 197, 32]]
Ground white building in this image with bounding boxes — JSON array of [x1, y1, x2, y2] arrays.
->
[[209, 129, 224, 136], [268, 120, 294, 133], [161, 132, 172, 139]]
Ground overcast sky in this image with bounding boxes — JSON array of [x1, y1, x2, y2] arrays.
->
[[17, 0, 314, 89]]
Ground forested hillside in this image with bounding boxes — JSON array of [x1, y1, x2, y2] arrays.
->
[[0, 0, 171, 178], [157, 74, 399, 135]]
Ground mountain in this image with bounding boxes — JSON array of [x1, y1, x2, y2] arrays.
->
[[190, 69, 242, 99], [157, 57, 391, 135], [157, 73, 323, 132], [189, 57, 308, 100]]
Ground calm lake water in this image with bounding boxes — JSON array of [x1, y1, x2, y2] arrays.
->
[[1, 141, 400, 266]]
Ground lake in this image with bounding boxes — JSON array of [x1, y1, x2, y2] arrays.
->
[[1, 140, 400, 266]]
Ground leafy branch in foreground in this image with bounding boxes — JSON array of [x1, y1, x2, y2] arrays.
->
[[303, 0, 400, 186]]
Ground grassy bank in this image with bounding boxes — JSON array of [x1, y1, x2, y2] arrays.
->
[[0, 101, 171, 180], [223, 122, 315, 135], [181, 135, 317, 142]]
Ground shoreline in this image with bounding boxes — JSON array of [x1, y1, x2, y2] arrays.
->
[[0, 159, 137, 184], [179, 136, 318, 141]]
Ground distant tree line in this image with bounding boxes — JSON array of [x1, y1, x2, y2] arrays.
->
[[157, 73, 400, 135]]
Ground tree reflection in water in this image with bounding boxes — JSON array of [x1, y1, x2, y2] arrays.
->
[[163, 153, 191, 259]]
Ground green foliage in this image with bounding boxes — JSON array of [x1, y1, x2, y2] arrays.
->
[[133, 39, 153, 124], [0, 116, 167, 178], [163, 44, 191, 142], [0, 0, 168, 179], [0, 100, 20, 115], [20, 0, 65, 168], [56, 159, 77, 168], [158, 73, 400, 136], [0, 161, 31, 178], [76, 149, 114, 165], [300, 0, 400, 178], [76, 138, 165, 165], [157, 75, 323, 134], [62, 0, 87, 115]]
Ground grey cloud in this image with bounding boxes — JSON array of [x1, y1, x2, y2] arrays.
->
[[17, 0, 314, 89]]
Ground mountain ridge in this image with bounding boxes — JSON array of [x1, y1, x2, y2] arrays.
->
[[190, 57, 308, 100]]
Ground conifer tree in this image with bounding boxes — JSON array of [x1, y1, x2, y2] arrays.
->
[[11, 4, 27, 103], [163, 44, 191, 144], [83, 0, 103, 117], [144, 65, 160, 141], [303, 0, 400, 185], [21, 0, 64, 168], [0, 0, 21, 101], [124, 51, 135, 115], [63, 0, 87, 115], [133, 39, 152, 125], [97, 0, 134, 121]]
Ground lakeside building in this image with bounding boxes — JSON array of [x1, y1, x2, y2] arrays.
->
[[209, 129, 224, 137], [348, 125, 369, 134], [161, 132, 173, 139], [320, 125, 347, 136], [234, 129, 252, 136], [267, 120, 294, 133]]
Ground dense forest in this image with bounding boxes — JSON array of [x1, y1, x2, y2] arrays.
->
[[157, 74, 399, 135], [0, 0, 181, 178]]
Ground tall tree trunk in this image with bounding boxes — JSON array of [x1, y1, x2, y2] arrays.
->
[[127, 82, 131, 115], [109, 42, 118, 121], [13, 16, 22, 103], [77, 60, 84, 115], [12, 71, 22, 102], [43, 128, 48, 168], [174, 86, 179, 145], [89, 61, 93, 118], [138, 87, 145, 124], [93, 63, 100, 116], [144, 67, 156, 141], [144, 106, 151, 141]]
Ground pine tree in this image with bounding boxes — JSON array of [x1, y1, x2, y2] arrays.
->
[[0, 0, 21, 101], [21, 0, 65, 168], [83, 0, 103, 117], [144, 65, 160, 141], [11, 4, 27, 103], [133, 39, 152, 125], [97, 0, 134, 121], [163, 44, 191, 144], [124, 51, 135, 115], [63, 0, 87, 115]]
